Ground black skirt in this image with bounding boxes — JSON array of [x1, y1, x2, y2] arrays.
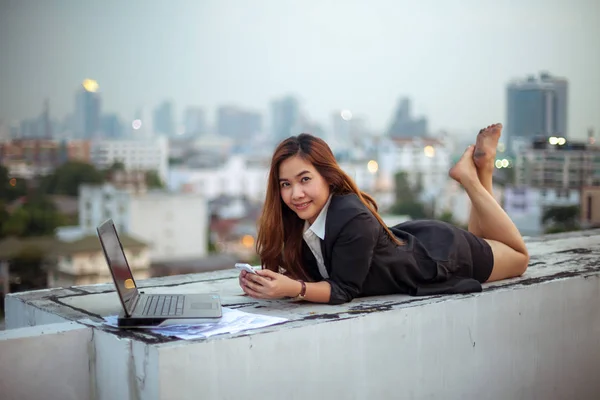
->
[[391, 220, 494, 283]]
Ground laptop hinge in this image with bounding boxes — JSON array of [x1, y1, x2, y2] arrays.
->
[[127, 292, 141, 316]]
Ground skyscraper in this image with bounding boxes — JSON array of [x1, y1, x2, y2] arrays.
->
[[271, 96, 300, 143], [153, 101, 176, 137], [505, 72, 568, 154], [183, 107, 207, 136], [386, 97, 428, 138], [216, 105, 262, 141], [74, 79, 101, 139]]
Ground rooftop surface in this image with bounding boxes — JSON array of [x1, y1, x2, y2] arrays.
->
[[7, 229, 600, 346]]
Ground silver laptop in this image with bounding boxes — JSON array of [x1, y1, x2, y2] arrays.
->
[[97, 219, 222, 328]]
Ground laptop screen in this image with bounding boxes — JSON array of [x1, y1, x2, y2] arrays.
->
[[97, 220, 138, 314]]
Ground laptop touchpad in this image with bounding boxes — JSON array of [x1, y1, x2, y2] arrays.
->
[[191, 302, 214, 309]]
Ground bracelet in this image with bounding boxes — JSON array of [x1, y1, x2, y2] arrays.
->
[[292, 280, 306, 301]]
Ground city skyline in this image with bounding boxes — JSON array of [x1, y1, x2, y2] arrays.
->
[[1, 0, 599, 138]]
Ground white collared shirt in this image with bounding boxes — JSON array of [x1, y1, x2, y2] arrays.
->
[[302, 195, 333, 279]]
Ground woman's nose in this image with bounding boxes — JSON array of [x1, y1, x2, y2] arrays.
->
[[291, 185, 304, 200]]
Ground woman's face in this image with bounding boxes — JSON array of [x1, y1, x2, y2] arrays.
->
[[278, 155, 330, 225]]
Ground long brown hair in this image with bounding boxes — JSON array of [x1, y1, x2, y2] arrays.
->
[[256, 133, 403, 280]]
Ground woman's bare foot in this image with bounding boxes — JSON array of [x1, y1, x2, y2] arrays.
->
[[473, 123, 502, 172], [449, 145, 479, 187]]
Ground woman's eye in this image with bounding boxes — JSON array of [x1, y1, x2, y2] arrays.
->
[[301, 177, 311, 182], [281, 182, 290, 188]]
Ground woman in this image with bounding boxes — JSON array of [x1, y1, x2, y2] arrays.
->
[[239, 124, 529, 305]]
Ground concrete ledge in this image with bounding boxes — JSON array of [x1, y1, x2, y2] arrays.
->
[[0, 322, 93, 400], [3, 229, 600, 399], [157, 275, 600, 399]]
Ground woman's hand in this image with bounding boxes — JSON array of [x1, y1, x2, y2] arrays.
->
[[239, 269, 302, 300]]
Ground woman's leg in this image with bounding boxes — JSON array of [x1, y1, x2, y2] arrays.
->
[[468, 124, 502, 237], [450, 145, 529, 282]]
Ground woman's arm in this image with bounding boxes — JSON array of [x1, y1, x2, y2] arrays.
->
[[296, 280, 332, 303], [242, 269, 332, 302], [241, 211, 379, 304], [324, 212, 379, 304]]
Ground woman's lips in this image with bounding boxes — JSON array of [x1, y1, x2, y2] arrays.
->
[[294, 201, 311, 211]]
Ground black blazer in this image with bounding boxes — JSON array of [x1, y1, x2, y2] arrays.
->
[[301, 193, 483, 304]]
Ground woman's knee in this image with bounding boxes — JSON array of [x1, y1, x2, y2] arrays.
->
[[485, 239, 529, 281], [515, 251, 530, 276]]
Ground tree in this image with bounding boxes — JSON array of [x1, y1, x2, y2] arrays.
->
[[102, 161, 125, 180], [437, 210, 468, 230], [1, 194, 67, 237], [394, 171, 415, 202], [1, 207, 29, 237], [389, 171, 430, 219], [40, 161, 104, 196], [389, 201, 428, 219], [0, 201, 9, 233], [543, 205, 580, 233], [8, 245, 48, 293], [438, 211, 455, 224], [0, 165, 28, 202], [146, 171, 164, 189], [107, 161, 125, 171]]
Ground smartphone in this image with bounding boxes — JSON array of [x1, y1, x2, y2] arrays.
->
[[235, 263, 257, 274]]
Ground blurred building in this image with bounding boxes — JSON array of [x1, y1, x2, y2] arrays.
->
[[506, 72, 568, 154], [76, 184, 208, 263], [330, 110, 369, 145], [208, 196, 262, 262], [216, 105, 262, 141], [0, 139, 91, 178], [0, 119, 9, 142], [99, 113, 125, 139], [168, 155, 269, 203], [387, 97, 428, 138], [503, 186, 580, 236], [381, 136, 452, 199], [581, 187, 600, 228], [153, 100, 176, 137], [271, 95, 301, 143], [515, 137, 600, 189], [105, 169, 148, 193], [508, 135, 600, 235], [90, 137, 169, 183], [49, 234, 150, 288], [183, 107, 207, 136], [74, 79, 102, 139], [0, 234, 149, 289]]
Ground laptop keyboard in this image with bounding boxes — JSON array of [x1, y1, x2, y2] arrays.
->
[[141, 295, 185, 316]]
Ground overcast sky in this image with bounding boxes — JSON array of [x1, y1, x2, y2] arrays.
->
[[1, 0, 598, 138]]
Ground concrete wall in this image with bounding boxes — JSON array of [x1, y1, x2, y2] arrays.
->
[[93, 329, 159, 400], [0, 322, 92, 400], [158, 275, 600, 400], [3, 228, 600, 400], [5, 291, 71, 329]]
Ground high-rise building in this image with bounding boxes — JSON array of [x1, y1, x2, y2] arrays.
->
[[386, 97, 428, 138], [74, 79, 101, 139], [153, 101, 176, 137], [183, 107, 207, 136], [133, 107, 154, 138], [331, 110, 369, 145], [271, 96, 300, 143], [0, 119, 9, 142], [506, 72, 568, 154], [216, 106, 262, 140], [100, 114, 124, 139]]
